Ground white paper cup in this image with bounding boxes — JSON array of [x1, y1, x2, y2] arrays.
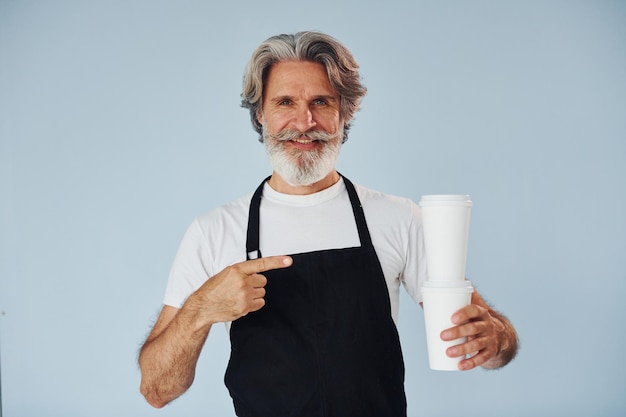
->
[[421, 280, 474, 371], [419, 195, 472, 281]]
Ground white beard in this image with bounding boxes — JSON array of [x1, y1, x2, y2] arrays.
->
[[263, 128, 343, 186]]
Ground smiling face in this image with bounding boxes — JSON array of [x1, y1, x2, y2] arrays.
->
[[257, 61, 344, 193]]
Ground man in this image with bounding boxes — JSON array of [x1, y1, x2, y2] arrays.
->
[[139, 31, 518, 416]]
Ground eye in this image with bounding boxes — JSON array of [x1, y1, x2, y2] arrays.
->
[[278, 99, 292, 106], [312, 98, 328, 106]]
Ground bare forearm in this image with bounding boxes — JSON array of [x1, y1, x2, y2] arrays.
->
[[139, 304, 213, 408], [138, 256, 291, 407]]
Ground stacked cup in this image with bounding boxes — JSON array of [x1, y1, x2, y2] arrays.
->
[[419, 195, 474, 371]]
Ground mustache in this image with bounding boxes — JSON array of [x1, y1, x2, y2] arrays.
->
[[265, 128, 341, 143]]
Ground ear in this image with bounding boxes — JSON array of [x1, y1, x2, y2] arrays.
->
[[256, 109, 264, 126]]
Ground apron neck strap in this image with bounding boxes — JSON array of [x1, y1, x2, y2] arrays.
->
[[341, 175, 373, 248]]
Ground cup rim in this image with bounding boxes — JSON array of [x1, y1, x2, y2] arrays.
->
[[420, 194, 471, 200], [419, 194, 472, 207], [422, 280, 474, 291]]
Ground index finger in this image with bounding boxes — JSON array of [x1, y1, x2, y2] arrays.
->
[[451, 304, 483, 324], [238, 255, 293, 275]]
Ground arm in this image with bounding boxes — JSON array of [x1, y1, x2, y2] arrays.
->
[[138, 304, 208, 408], [441, 290, 519, 371], [138, 256, 293, 408]]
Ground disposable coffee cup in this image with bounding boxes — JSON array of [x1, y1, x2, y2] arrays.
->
[[419, 195, 472, 281], [421, 280, 474, 371]]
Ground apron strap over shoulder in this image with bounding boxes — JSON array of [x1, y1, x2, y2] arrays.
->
[[246, 175, 271, 260], [341, 174, 374, 249]]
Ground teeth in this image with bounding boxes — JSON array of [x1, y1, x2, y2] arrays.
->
[[293, 138, 313, 144]]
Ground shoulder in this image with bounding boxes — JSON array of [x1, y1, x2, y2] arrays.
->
[[352, 182, 423, 246], [193, 192, 254, 238], [354, 183, 420, 221], [178, 192, 254, 273]]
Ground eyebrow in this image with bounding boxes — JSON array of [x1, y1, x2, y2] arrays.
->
[[268, 94, 339, 103], [313, 95, 339, 102]]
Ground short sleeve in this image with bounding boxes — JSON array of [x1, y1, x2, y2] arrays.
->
[[163, 219, 212, 308], [400, 201, 427, 304]]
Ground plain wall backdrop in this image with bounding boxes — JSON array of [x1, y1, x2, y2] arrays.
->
[[1, 1, 625, 416]]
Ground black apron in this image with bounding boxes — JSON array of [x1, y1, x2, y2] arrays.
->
[[224, 175, 406, 417]]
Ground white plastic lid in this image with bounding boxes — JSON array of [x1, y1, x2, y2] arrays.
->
[[419, 194, 472, 207]]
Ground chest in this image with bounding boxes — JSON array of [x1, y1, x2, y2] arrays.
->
[[258, 197, 360, 256]]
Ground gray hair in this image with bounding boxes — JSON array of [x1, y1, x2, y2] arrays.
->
[[241, 31, 367, 143]]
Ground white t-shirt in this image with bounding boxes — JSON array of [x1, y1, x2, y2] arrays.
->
[[164, 177, 427, 324]]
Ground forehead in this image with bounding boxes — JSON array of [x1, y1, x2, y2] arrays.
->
[[264, 61, 338, 97]]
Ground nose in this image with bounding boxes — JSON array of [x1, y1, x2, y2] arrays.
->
[[293, 106, 317, 132]]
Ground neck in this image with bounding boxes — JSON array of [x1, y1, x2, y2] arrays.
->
[[267, 170, 340, 195]]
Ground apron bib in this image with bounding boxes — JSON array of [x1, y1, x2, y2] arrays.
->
[[225, 175, 406, 417]]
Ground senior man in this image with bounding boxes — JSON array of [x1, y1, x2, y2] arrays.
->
[[139, 30, 518, 417]]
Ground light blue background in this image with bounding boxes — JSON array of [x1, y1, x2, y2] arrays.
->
[[1, 1, 625, 416]]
